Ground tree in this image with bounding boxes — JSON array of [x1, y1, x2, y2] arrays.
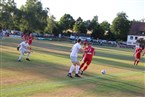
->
[[45, 15, 56, 33], [73, 17, 83, 32], [111, 12, 131, 41], [79, 22, 87, 34], [0, 0, 17, 29], [52, 22, 62, 36], [73, 17, 87, 34], [19, 0, 48, 33], [100, 21, 110, 32], [59, 14, 75, 32], [91, 24, 104, 39], [100, 21, 114, 40]]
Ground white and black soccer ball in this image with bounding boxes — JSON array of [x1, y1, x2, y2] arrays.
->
[[101, 70, 106, 74]]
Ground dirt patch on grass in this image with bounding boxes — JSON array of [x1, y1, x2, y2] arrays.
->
[[29, 83, 96, 97]]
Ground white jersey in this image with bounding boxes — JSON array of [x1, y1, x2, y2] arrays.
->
[[19, 41, 29, 51], [70, 43, 81, 57]]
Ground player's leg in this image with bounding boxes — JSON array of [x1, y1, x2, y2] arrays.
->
[[67, 56, 77, 78], [18, 51, 24, 62], [134, 58, 137, 65], [83, 60, 91, 71], [74, 61, 81, 77], [134, 55, 138, 65], [29, 42, 32, 50], [136, 58, 140, 65], [135, 55, 140, 65], [79, 58, 87, 70], [25, 51, 31, 61], [68, 63, 76, 76]]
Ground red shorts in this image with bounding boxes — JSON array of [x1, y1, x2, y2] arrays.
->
[[136, 54, 141, 59], [83, 57, 92, 65], [28, 40, 32, 45]]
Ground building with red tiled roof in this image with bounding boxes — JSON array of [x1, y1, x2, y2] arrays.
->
[[127, 21, 145, 45]]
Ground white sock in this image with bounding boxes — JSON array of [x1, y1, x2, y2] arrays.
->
[[69, 65, 75, 74], [18, 51, 24, 60], [76, 66, 80, 74]]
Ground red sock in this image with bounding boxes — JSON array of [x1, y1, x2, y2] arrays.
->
[[136, 61, 139, 65], [83, 65, 88, 71], [80, 63, 85, 70], [134, 60, 137, 65]]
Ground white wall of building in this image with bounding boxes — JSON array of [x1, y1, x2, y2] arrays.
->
[[127, 35, 145, 45]]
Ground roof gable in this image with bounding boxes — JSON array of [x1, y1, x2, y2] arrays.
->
[[128, 22, 145, 36]]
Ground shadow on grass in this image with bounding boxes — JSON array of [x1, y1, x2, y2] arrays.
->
[[33, 46, 145, 72], [93, 57, 145, 71]]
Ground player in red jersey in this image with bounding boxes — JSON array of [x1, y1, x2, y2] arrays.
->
[[133, 45, 143, 65], [28, 33, 33, 50], [79, 42, 95, 74]]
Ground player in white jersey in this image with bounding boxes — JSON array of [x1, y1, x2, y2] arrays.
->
[[67, 39, 84, 78], [17, 40, 31, 62]]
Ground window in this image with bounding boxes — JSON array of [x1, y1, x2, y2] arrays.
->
[[130, 36, 133, 40], [135, 37, 138, 40]]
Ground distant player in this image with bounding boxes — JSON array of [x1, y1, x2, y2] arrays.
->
[[133, 45, 143, 65], [21, 32, 27, 41], [17, 40, 31, 62], [28, 33, 33, 50], [79, 42, 95, 75], [67, 39, 84, 78]]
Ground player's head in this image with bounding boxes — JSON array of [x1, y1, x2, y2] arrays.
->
[[77, 39, 82, 43]]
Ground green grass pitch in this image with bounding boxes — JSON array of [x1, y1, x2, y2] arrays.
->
[[1, 37, 145, 97]]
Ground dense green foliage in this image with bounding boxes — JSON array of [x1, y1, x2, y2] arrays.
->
[[111, 12, 131, 41], [0, 0, 133, 40]]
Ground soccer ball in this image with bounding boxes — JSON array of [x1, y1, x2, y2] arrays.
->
[[101, 70, 106, 74]]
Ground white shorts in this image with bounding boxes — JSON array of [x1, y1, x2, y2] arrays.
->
[[20, 50, 28, 54], [70, 56, 78, 62]]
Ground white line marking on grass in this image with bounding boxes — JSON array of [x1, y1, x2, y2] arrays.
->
[[1, 71, 144, 95]]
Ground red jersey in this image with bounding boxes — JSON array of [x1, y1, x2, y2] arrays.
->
[[135, 47, 142, 59], [84, 46, 95, 60], [28, 36, 33, 45]]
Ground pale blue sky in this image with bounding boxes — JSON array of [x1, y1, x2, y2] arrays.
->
[[15, 0, 145, 23]]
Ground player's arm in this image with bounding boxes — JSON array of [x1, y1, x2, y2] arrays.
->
[[79, 48, 84, 53], [133, 49, 136, 56], [93, 51, 96, 56], [17, 44, 20, 51]]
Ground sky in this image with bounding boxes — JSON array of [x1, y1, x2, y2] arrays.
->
[[15, 0, 145, 23]]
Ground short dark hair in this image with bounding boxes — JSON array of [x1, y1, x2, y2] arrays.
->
[[77, 39, 81, 43]]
